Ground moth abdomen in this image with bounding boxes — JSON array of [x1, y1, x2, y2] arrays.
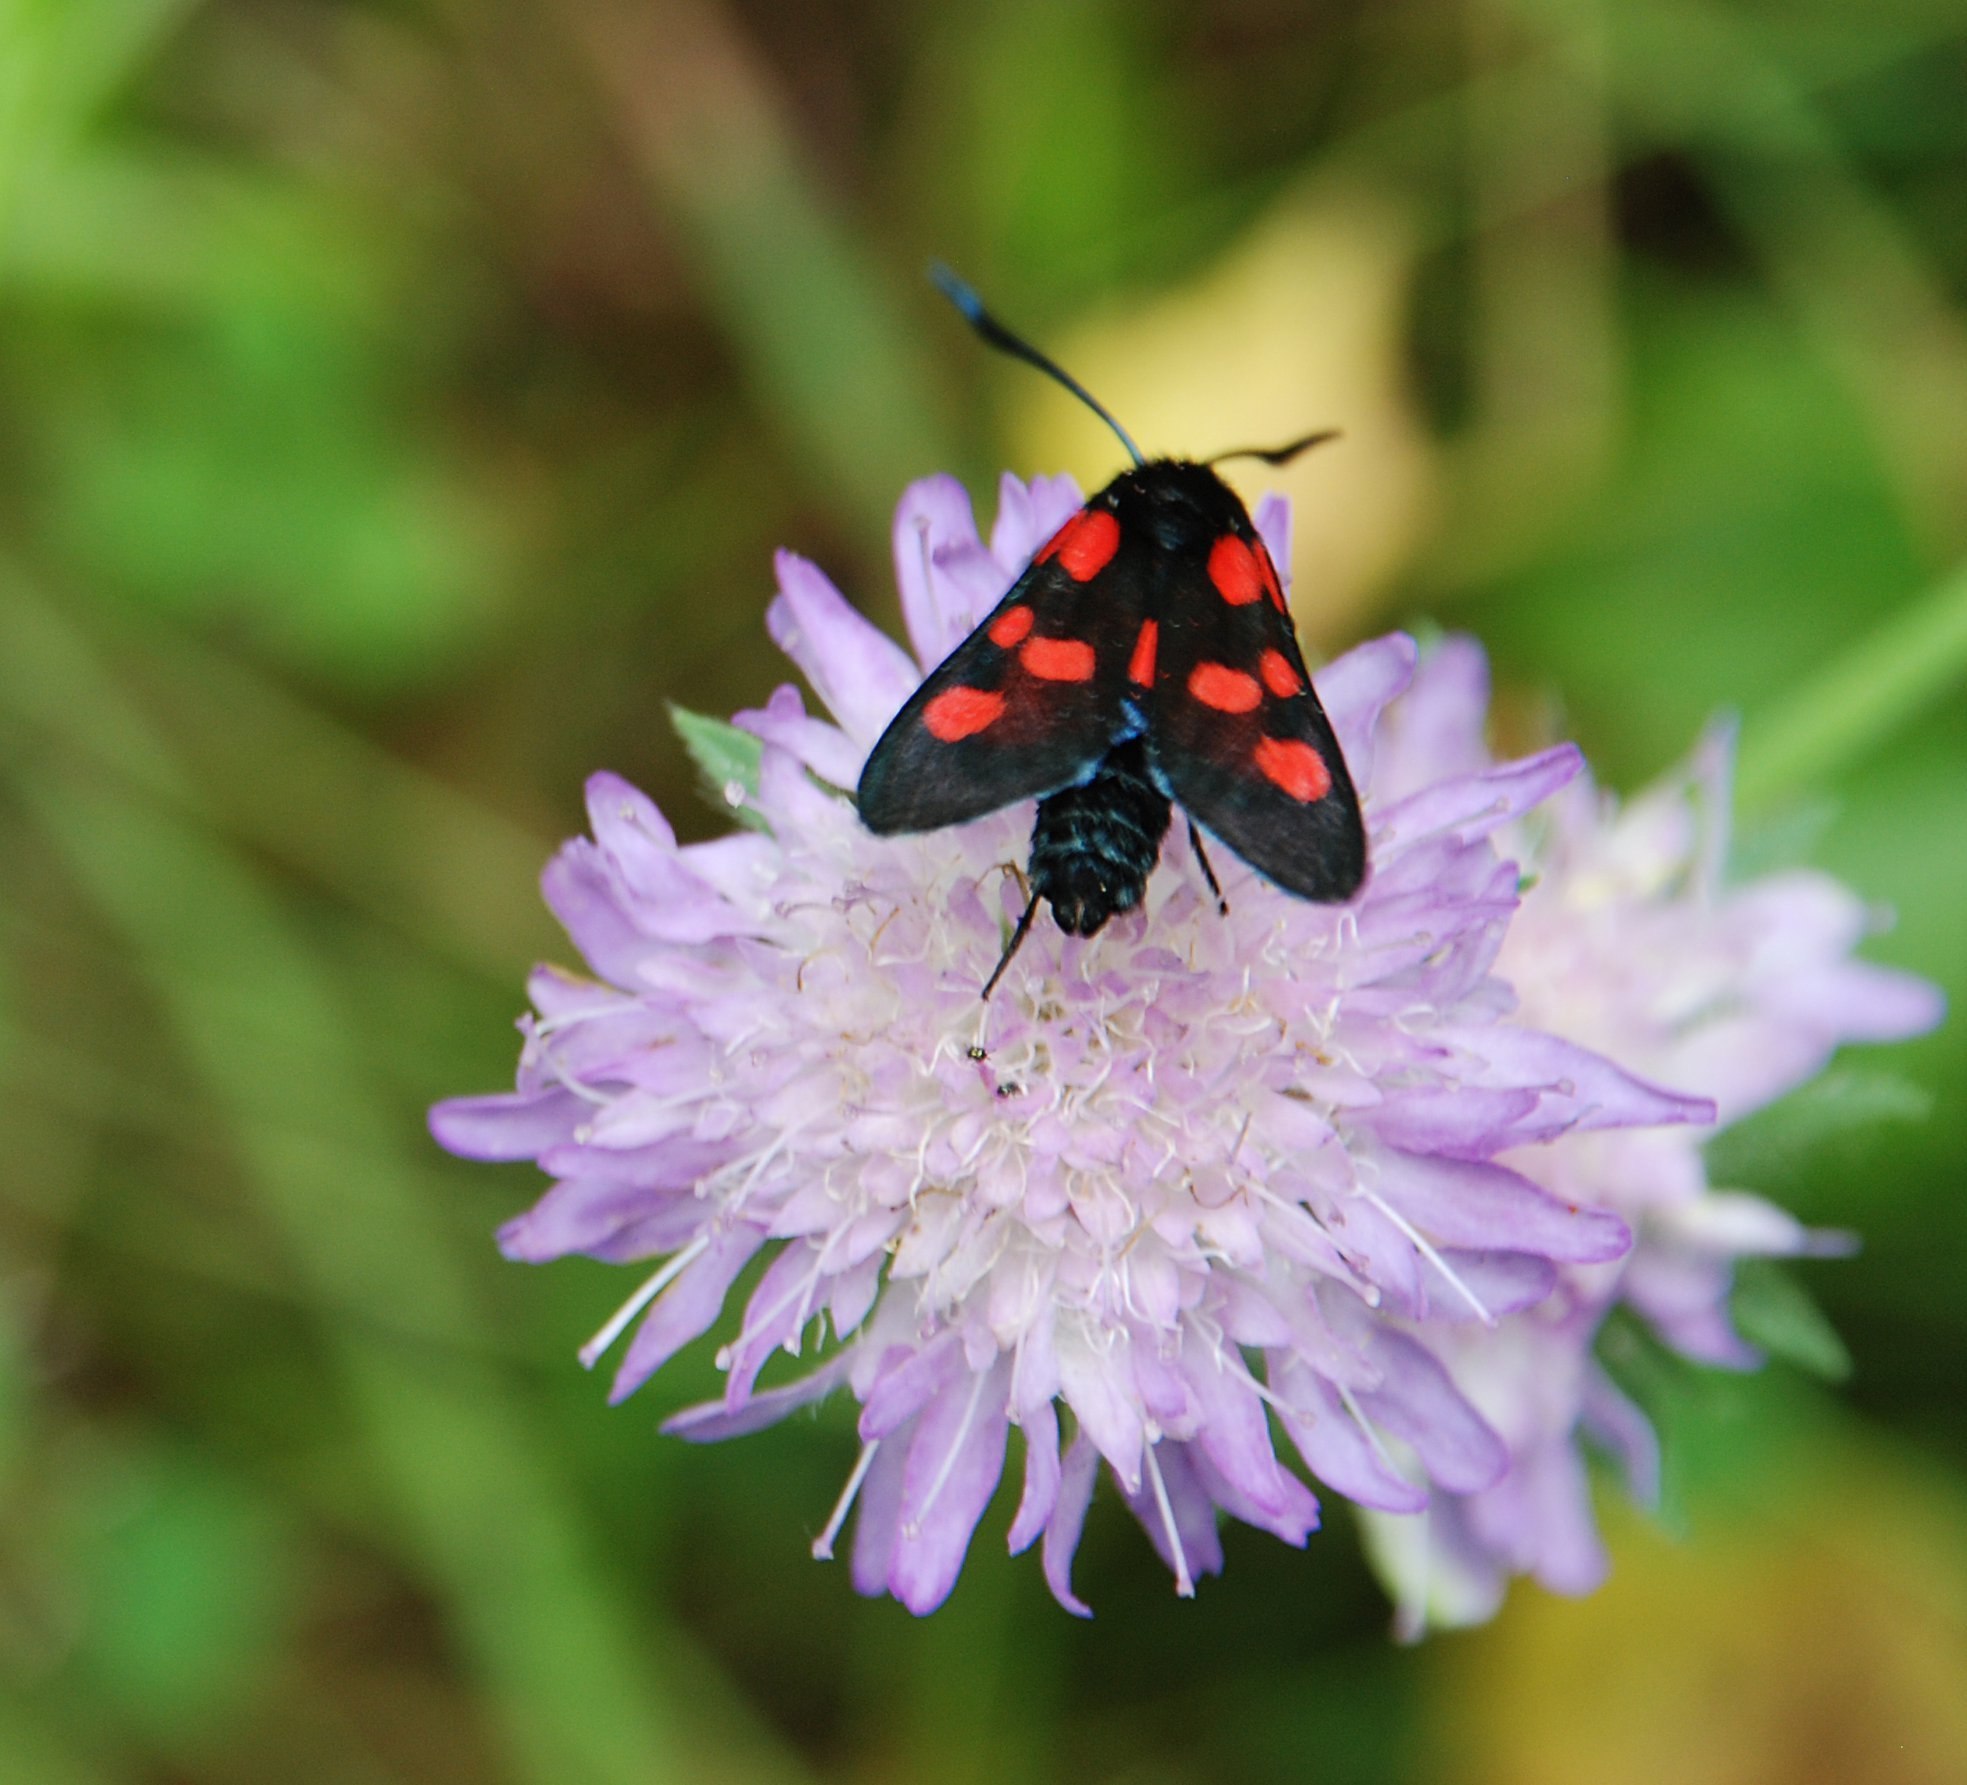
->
[[1028, 739, 1172, 938]]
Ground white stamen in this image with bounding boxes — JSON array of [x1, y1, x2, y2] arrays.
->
[[578, 1233, 710, 1369], [528, 1003, 618, 1039], [1336, 1380, 1404, 1478], [1359, 1188, 1495, 1326], [1143, 1440, 1194, 1598], [904, 1366, 986, 1537], [545, 1049, 614, 1107], [716, 1246, 825, 1370], [812, 1438, 880, 1561]]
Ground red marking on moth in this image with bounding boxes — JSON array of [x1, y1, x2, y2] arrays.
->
[[1021, 636, 1097, 683], [1207, 534, 1265, 606], [1037, 508, 1121, 581], [1127, 618, 1159, 687], [988, 604, 1035, 648], [923, 686, 1006, 741], [1258, 648, 1302, 697], [1254, 735, 1332, 802], [1188, 662, 1263, 713], [1256, 542, 1288, 612]]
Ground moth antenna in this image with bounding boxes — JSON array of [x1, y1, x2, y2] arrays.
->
[[980, 890, 1043, 1002], [931, 263, 1146, 469], [1207, 429, 1341, 468]]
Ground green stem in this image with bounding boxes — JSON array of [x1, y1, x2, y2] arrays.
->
[[1736, 559, 1967, 809]]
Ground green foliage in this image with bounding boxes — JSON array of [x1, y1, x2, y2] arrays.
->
[[669, 703, 769, 831], [1707, 1066, 1934, 1189], [1731, 1261, 1853, 1383]]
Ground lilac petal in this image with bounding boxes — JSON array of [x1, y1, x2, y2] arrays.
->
[[892, 474, 986, 667], [1375, 635, 1493, 799], [1622, 1247, 1758, 1367], [540, 845, 657, 986], [430, 1089, 583, 1162], [1468, 1441, 1607, 1597], [662, 1354, 851, 1442], [722, 1240, 829, 1402], [583, 791, 764, 948], [535, 1133, 738, 1197], [850, 1423, 910, 1598], [1057, 1332, 1145, 1492], [1802, 960, 1943, 1043], [1449, 1025, 1714, 1138], [766, 550, 921, 744], [1008, 1399, 1062, 1554], [1252, 493, 1292, 593], [608, 1226, 766, 1402], [1187, 1440, 1319, 1546], [1429, 1250, 1557, 1318], [1042, 1432, 1100, 1618], [1363, 1086, 1542, 1158], [1356, 1327, 1508, 1494], [859, 1332, 963, 1439], [1374, 1149, 1630, 1264], [989, 471, 1083, 571], [734, 684, 865, 790], [1271, 1355, 1427, 1513], [1318, 632, 1418, 776], [584, 770, 676, 872], [526, 963, 624, 1022], [1376, 746, 1583, 852], [889, 1360, 1012, 1614], [495, 1178, 697, 1263], [1582, 1364, 1660, 1506], [1527, 1451, 1609, 1596], [1119, 1441, 1225, 1589], [1377, 1499, 1507, 1637], [1179, 1350, 1307, 1528]]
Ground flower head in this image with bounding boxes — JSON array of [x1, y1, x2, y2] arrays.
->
[[434, 473, 1713, 1616], [1359, 638, 1944, 1633]]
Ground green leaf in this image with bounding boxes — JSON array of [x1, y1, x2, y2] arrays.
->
[[668, 704, 768, 832], [68, 1441, 292, 1744], [1737, 557, 1967, 809], [1731, 1259, 1853, 1382], [1706, 1066, 1933, 1187]]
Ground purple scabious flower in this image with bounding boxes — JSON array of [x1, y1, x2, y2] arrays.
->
[[432, 474, 1710, 1617], [1359, 638, 1944, 1634]]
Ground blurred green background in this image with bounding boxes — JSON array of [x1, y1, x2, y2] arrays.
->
[[2, 2, 1963, 1781]]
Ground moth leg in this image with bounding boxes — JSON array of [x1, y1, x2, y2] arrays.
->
[[981, 890, 1043, 1002], [1188, 821, 1229, 916]]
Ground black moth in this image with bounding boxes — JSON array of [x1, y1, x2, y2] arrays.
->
[[857, 269, 1366, 996]]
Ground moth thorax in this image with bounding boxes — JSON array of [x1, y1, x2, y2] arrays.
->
[[1028, 739, 1173, 937]]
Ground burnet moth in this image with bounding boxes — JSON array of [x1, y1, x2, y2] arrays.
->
[[857, 268, 1366, 997]]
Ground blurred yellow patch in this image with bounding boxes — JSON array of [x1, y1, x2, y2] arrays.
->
[[1430, 1437, 1967, 1785], [1008, 189, 1437, 647]]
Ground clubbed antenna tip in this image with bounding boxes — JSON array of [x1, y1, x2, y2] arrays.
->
[[929, 263, 1145, 468]]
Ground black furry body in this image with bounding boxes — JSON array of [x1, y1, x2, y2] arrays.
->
[[1027, 737, 1172, 936]]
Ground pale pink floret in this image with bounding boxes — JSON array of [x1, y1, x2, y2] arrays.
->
[[1360, 638, 1942, 1633], [433, 476, 1764, 1618]]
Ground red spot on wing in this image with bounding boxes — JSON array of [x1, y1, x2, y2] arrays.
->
[[923, 686, 1006, 741], [1021, 636, 1097, 683], [988, 604, 1034, 648], [1037, 508, 1121, 581], [1188, 662, 1263, 713], [1127, 618, 1158, 687], [1254, 735, 1332, 802], [1207, 534, 1265, 606], [1258, 649, 1302, 697], [1256, 541, 1288, 612]]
